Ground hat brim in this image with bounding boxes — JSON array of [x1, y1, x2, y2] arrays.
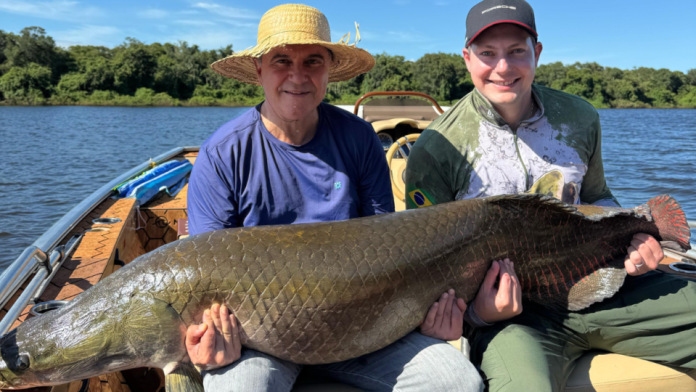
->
[[211, 40, 375, 85], [466, 20, 538, 48]]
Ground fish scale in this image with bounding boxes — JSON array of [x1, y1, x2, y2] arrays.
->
[[0, 194, 691, 390]]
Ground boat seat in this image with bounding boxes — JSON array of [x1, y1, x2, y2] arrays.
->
[[137, 183, 189, 252]]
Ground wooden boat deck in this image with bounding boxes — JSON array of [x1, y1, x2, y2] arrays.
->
[[3, 198, 140, 330]]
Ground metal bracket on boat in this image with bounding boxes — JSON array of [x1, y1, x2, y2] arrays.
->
[[92, 217, 122, 225], [31, 234, 83, 306], [669, 262, 696, 274], [30, 300, 70, 317], [34, 248, 52, 274]]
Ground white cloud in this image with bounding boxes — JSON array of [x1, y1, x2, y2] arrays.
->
[[0, 0, 103, 21], [192, 3, 258, 19], [387, 31, 429, 43], [138, 9, 169, 19], [53, 25, 120, 47], [167, 30, 250, 50], [131, 3, 259, 50], [174, 20, 217, 27], [217, 19, 257, 29]]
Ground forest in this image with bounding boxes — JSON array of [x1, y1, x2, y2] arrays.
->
[[1, 27, 695, 108]]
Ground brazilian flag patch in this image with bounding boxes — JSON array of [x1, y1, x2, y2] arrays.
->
[[408, 189, 433, 208]]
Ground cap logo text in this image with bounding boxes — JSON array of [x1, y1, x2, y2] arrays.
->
[[482, 5, 516, 14]]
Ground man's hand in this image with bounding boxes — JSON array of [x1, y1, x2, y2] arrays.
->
[[472, 259, 522, 324], [420, 288, 467, 341], [625, 233, 664, 276], [186, 304, 241, 370]]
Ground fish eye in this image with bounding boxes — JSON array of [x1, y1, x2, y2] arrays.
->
[[15, 354, 30, 371]]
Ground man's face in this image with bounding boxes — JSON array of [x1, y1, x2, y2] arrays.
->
[[463, 24, 543, 108], [255, 44, 331, 122]]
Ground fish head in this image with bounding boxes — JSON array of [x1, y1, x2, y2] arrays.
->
[[0, 304, 120, 389], [0, 329, 42, 389], [0, 289, 190, 389]]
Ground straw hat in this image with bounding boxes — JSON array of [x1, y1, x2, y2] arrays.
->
[[210, 4, 375, 85]]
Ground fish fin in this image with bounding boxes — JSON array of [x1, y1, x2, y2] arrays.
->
[[574, 204, 636, 221], [165, 362, 204, 392], [661, 241, 685, 252], [488, 193, 584, 218], [564, 260, 627, 311], [528, 257, 627, 312], [647, 195, 691, 251]]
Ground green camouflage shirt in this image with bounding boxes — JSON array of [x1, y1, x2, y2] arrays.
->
[[405, 84, 618, 209]]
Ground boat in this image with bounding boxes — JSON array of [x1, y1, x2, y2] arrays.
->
[[2, 92, 696, 392]]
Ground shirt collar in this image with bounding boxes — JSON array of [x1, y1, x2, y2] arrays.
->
[[254, 102, 326, 151], [472, 85, 545, 128]]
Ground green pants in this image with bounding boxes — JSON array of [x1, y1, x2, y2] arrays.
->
[[469, 272, 696, 392]]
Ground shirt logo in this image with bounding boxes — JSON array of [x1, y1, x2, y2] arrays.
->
[[334, 182, 342, 190], [409, 189, 433, 207]]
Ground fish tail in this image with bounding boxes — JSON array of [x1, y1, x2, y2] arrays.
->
[[646, 195, 691, 251]]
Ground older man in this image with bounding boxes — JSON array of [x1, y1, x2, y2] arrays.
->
[[183, 4, 482, 392], [406, 0, 696, 391]]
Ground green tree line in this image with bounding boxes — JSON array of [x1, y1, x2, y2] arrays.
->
[[1, 27, 695, 108]]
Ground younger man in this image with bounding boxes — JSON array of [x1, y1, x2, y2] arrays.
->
[[406, 0, 696, 390]]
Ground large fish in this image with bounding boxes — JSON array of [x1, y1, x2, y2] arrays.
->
[[0, 193, 691, 391]]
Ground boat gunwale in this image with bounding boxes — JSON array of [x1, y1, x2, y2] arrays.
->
[[0, 146, 199, 334]]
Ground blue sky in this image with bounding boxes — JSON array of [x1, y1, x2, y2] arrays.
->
[[1, 0, 695, 72]]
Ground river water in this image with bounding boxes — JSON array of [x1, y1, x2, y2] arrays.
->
[[0, 106, 694, 272]]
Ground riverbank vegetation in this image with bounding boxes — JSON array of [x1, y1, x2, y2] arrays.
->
[[1, 27, 695, 108]]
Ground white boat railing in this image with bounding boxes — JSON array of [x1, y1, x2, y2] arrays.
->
[[0, 146, 200, 335]]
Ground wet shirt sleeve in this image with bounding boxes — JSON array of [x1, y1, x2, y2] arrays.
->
[[405, 130, 470, 209], [579, 114, 619, 206], [187, 146, 238, 235]]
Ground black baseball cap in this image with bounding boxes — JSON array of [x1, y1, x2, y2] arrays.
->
[[465, 0, 537, 48]]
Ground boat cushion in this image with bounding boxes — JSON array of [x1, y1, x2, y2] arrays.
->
[[121, 160, 192, 205], [115, 160, 189, 197]]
